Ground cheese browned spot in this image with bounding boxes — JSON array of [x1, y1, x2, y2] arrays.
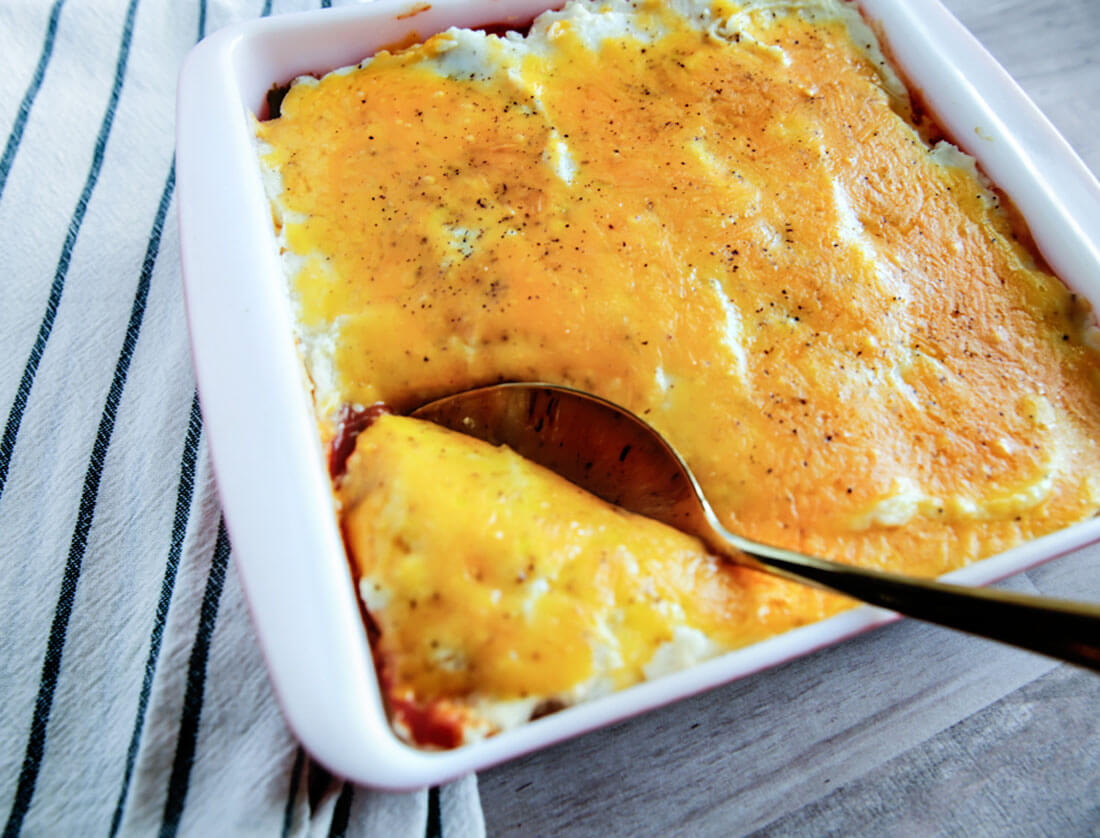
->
[[256, 0, 1100, 745]]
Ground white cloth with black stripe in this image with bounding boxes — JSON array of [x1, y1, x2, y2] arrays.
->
[[0, 1, 485, 834]]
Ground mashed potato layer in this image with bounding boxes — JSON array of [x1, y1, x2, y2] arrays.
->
[[256, 0, 1100, 745]]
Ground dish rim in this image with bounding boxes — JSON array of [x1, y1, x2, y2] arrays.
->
[[175, 0, 1100, 790]]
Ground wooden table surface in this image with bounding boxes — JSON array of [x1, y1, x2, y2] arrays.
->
[[478, 1, 1100, 834]]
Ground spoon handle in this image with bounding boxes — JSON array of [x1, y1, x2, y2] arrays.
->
[[727, 537, 1100, 671]]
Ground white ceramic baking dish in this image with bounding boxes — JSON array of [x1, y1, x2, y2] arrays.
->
[[176, 0, 1100, 791]]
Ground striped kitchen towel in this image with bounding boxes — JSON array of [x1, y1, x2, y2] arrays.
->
[[0, 1, 484, 834]]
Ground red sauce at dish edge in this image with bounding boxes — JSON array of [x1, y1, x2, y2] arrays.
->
[[328, 403, 392, 479]]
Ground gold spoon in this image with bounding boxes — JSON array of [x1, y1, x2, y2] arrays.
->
[[412, 381, 1100, 671]]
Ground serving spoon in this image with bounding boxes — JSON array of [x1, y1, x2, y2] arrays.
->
[[412, 382, 1100, 671]]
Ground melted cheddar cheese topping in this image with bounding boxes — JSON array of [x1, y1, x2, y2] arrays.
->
[[342, 414, 839, 744], [256, 0, 1100, 745]]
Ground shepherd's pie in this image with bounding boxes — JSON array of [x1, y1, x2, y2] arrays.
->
[[255, 0, 1100, 746]]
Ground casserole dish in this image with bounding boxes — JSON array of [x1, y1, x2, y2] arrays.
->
[[176, 0, 1100, 790]]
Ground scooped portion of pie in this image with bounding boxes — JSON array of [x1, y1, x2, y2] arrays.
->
[[339, 413, 842, 746]]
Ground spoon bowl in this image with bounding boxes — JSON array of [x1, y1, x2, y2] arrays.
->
[[412, 381, 1100, 671]]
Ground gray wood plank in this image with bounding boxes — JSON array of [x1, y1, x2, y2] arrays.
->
[[480, 1, 1100, 834], [756, 663, 1100, 838]]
